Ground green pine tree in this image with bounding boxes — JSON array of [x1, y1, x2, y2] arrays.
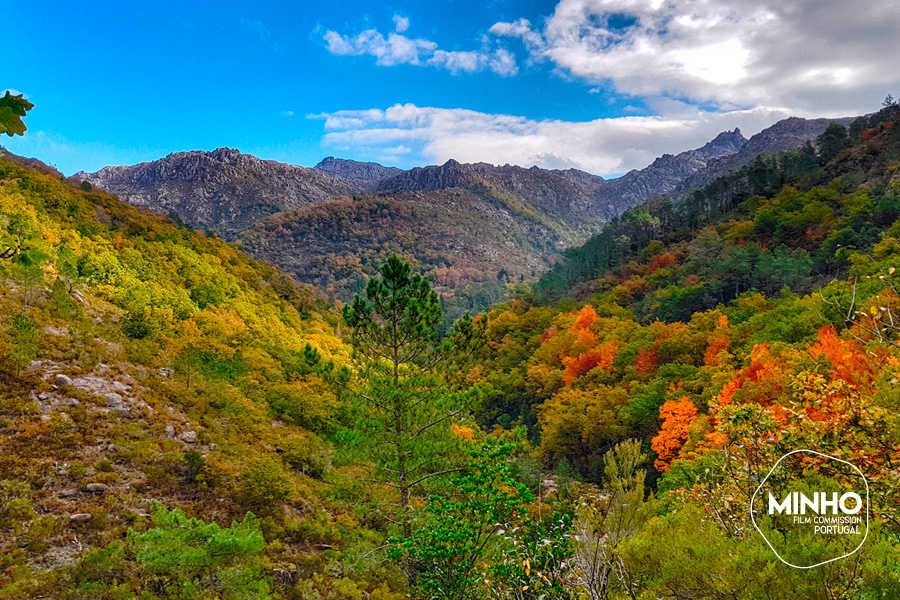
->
[[342, 256, 487, 541], [128, 502, 269, 600]]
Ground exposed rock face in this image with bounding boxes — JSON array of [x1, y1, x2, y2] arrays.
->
[[314, 157, 404, 191], [378, 160, 609, 221], [76, 148, 359, 234], [599, 128, 748, 206]]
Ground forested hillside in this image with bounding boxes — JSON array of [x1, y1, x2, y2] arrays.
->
[[478, 103, 900, 464], [75, 116, 846, 317]]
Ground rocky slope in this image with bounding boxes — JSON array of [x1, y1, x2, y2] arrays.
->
[[76, 148, 359, 234], [313, 156, 404, 191], [377, 160, 608, 224], [675, 116, 857, 194], [599, 128, 747, 206]]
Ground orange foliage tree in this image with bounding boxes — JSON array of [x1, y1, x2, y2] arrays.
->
[[633, 344, 659, 375], [703, 335, 730, 367], [563, 340, 619, 385], [808, 325, 876, 388], [651, 396, 698, 472]]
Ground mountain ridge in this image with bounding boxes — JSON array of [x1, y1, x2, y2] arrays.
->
[[76, 148, 359, 234], [70, 114, 856, 301]]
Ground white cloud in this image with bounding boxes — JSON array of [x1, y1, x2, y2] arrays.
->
[[428, 47, 518, 76], [315, 103, 802, 176], [491, 0, 900, 114], [324, 29, 437, 66], [323, 19, 518, 76], [392, 14, 410, 33]]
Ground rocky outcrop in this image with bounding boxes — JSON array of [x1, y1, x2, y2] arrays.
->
[[600, 128, 748, 206], [75, 114, 859, 300], [76, 148, 359, 234], [378, 160, 609, 221], [375, 129, 749, 219], [314, 157, 404, 191]]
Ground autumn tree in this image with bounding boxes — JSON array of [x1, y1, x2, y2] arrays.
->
[[651, 396, 698, 472], [342, 256, 487, 541]]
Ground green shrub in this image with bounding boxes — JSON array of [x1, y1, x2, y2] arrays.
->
[[239, 456, 293, 509], [6, 497, 34, 522], [283, 435, 331, 479]]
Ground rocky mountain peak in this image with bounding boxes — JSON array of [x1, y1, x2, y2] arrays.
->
[[674, 115, 857, 195], [313, 157, 404, 190], [700, 128, 747, 156], [77, 150, 358, 233], [743, 116, 855, 154]]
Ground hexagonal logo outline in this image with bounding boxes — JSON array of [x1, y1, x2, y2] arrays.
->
[[750, 449, 869, 569]]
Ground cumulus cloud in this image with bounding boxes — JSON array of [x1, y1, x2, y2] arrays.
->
[[323, 18, 518, 76], [314, 103, 804, 176], [491, 0, 900, 114]]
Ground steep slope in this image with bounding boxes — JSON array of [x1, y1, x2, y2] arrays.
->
[[73, 115, 854, 306], [314, 156, 404, 191], [377, 160, 609, 224], [537, 108, 898, 305], [675, 116, 857, 194], [374, 118, 849, 218], [0, 151, 400, 598], [599, 128, 747, 206], [76, 148, 359, 233]]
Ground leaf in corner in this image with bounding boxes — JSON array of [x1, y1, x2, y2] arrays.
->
[[0, 92, 35, 136]]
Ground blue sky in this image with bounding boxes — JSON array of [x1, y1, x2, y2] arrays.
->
[[5, 0, 900, 176]]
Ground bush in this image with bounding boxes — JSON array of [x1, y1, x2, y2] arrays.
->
[[283, 434, 331, 479], [239, 456, 293, 509]]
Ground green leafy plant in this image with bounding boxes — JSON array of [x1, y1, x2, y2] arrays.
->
[[394, 444, 531, 600]]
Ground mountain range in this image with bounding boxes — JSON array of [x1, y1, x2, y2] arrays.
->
[[75, 115, 853, 298]]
